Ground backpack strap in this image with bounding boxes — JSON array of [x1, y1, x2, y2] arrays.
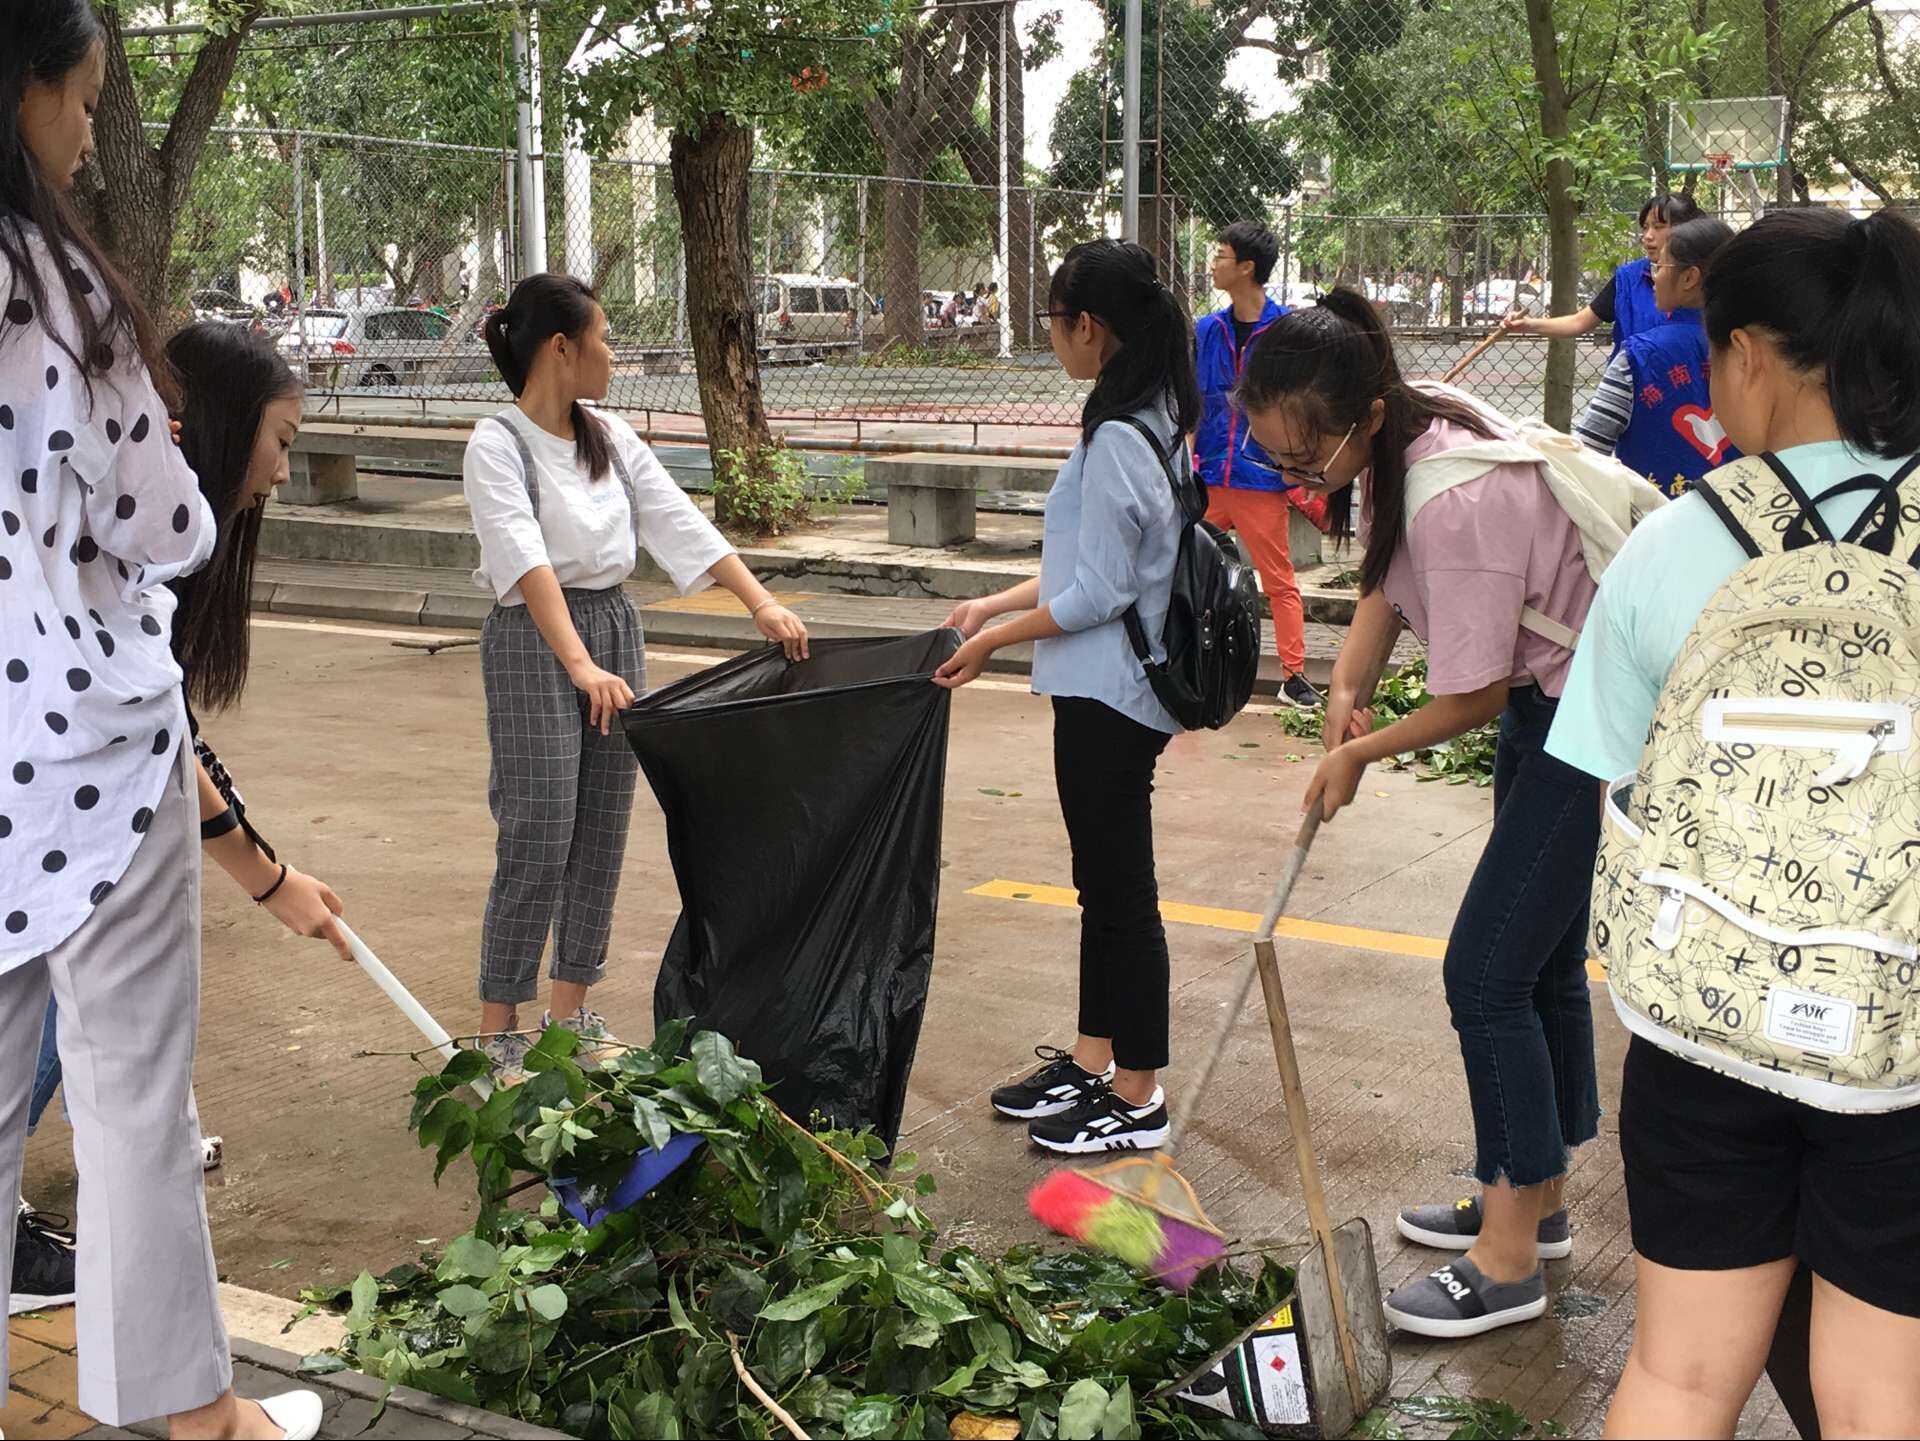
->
[[494, 408, 645, 554], [1690, 474, 1764, 561], [1098, 415, 1186, 670], [490, 411, 541, 521], [1834, 453, 1920, 561], [1759, 453, 1836, 549]]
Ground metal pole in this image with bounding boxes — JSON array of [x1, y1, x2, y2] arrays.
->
[[512, 10, 547, 276], [291, 132, 306, 361], [674, 244, 687, 353], [995, 3, 1012, 360], [1121, 0, 1142, 240], [855, 177, 869, 353], [1027, 192, 1036, 350], [1280, 203, 1293, 298], [314, 179, 330, 305]]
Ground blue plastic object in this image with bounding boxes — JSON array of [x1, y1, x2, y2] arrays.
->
[[549, 1131, 705, 1228]]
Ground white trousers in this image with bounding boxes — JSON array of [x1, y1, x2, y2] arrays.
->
[[0, 743, 231, 1424]]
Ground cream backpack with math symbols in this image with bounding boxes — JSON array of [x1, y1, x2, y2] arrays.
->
[[1593, 451, 1920, 1111]]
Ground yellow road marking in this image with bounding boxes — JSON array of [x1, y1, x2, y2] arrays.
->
[[967, 878, 1608, 982], [643, 590, 820, 615]]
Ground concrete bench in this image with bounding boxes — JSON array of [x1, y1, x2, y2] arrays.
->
[[863, 449, 1322, 565], [287, 422, 474, 505], [864, 452, 1058, 546]]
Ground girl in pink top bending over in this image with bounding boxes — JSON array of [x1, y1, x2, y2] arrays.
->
[[1235, 289, 1602, 1340]]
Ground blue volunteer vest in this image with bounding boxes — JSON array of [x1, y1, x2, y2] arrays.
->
[[1617, 312, 1737, 496], [1609, 257, 1666, 352]]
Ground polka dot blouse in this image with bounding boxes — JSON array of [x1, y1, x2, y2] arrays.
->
[[0, 233, 216, 969]]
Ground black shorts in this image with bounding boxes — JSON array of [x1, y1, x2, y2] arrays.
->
[[1620, 1036, 1920, 1318]]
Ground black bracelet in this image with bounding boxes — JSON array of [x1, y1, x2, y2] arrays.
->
[[252, 863, 289, 905], [200, 806, 240, 842]]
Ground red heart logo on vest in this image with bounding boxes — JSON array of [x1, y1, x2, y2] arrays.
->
[[1673, 404, 1731, 464]]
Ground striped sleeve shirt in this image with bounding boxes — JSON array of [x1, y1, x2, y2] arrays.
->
[[1573, 349, 1634, 456]]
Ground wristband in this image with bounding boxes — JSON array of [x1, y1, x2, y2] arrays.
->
[[200, 806, 240, 842], [252, 863, 289, 905]]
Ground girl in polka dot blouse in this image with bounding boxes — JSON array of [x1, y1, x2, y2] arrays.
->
[[0, 4, 326, 1436]]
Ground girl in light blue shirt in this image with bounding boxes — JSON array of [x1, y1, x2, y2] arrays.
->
[[936, 239, 1200, 1156]]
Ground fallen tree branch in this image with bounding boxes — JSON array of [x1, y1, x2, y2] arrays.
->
[[729, 1332, 811, 1440]]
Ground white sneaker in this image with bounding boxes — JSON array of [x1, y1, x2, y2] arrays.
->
[[256, 1389, 324, 1440], [542, 1006, 626, 1063]]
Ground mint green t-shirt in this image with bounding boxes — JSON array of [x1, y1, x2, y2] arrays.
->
[[1547, 442, 1919, 782]]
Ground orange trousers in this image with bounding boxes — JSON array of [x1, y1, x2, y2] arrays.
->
[[1203, 485, 1315, 675]]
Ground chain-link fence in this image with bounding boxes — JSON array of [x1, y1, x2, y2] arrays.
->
[[153, 0, 1920, 432]]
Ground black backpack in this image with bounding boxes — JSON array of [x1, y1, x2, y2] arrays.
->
[[1109, 416, 1263, 731]]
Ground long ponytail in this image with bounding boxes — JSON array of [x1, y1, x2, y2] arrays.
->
[[1703, 208, 1920, 458], [1236, 287, 1496, 594], [1050, 239, 1202, 444], [481, 273, 613, 481]]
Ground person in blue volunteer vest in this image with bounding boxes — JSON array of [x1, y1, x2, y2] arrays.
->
[[1191, 221, 1325, 709], [1573, 218, 1738, 495], [1502, 193, 1703, 353]]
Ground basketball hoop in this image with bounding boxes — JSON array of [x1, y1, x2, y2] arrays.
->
[[1705, 152, 1735, 182]]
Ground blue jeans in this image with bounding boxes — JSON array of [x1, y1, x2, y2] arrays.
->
[[1443, 686, 1601, 1188], [29, 996, 61, 1135]]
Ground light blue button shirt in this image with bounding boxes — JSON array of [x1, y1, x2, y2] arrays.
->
[[1030, 404, 1183, 735]]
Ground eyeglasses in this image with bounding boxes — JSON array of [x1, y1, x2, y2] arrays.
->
[[1035, 309, 1072, 330], [1266, 422, 1357, 487]]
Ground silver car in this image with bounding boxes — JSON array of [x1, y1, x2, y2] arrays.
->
[[278, 307, 498, 390]]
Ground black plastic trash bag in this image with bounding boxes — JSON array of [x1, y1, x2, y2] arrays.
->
[[623, 630, 960, 1150]]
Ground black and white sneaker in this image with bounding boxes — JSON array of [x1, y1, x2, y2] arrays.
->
[[991, 1046, 1114, 1119], [10, 1205, 76, 1316], [1028, 1087, 1170, 1154], [1281, 673, 1325, 709]]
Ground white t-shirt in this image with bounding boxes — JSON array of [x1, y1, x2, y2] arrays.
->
[[462, 408, 732, 605], [0, 234, 218, 969]]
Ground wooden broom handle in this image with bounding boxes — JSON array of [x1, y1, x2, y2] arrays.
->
[[1441, 327, 1505, 386], [1254, 934, 1367, 1420]]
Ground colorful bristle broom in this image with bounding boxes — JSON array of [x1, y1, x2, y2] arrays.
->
[[1029, 808, 1322, 1291]]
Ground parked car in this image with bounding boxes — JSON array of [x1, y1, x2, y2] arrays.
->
[[755, 274, 877, 357], [277, 307, 498, 389]]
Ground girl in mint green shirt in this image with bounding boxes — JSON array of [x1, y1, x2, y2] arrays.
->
[[1547, 206, 1920, 1440]]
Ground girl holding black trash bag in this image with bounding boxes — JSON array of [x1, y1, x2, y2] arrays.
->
[[465, 273, 808, 1085], [936, 239, 1199, 1156]]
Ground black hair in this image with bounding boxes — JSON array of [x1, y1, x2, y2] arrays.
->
[[1218, 219, 1280, 286], [1703, 207, 1920, 457], [1638, 192, 1704, 229], [1, 0, 166, 403], [482, 272, 612, 481], [1663, 216, 1734, 274], [166, 322, 304, 713], [1049, 238, 1202, 444], [1236, 287, 1497, 594]]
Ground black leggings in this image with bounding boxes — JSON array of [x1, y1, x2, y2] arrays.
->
[[1052, 697, 1173, 1072]]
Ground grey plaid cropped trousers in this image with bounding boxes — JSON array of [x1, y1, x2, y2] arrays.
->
[[477, 586, 646, 1004]]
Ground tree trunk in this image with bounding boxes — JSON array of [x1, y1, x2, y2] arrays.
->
[[78, 1, 263, 320], [880, 134, 931, 348], [1523, 0, 1580, 430], [1762, 0, 1792, 205], [669, 115, 773, 518]]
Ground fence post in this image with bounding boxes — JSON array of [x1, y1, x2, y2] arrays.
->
[[856, 177, 869, 354], [1280, 203, 1293, 296], [996, 2, 1012, 360], [1027, 194, 1036, 350], [512, 11, 548, 276], [1121, 0, 1142, 239], [291, 131, 305, 360]]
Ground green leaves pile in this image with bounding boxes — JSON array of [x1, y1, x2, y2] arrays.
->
[[1279, 658, 1499, 787], [302, 1022, 1293, 1439]]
